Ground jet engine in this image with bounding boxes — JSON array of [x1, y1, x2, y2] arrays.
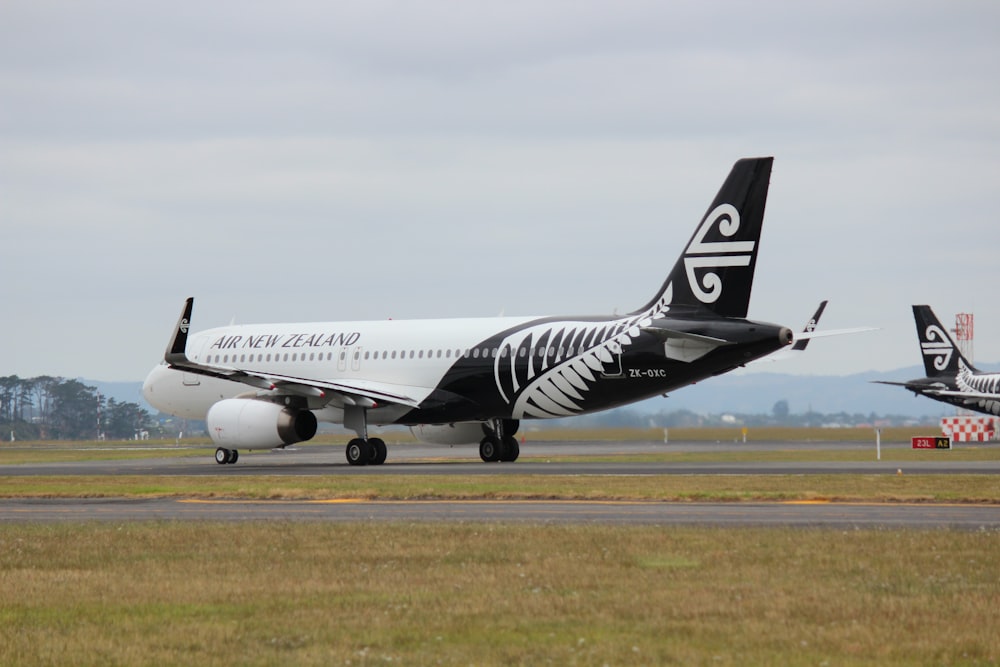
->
[[206, 399, 318, 449], [410, 422, 486, 445]]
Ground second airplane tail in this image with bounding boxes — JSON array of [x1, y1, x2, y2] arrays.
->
[[636, 157, 774, 319], [913, 304, 976, 377]]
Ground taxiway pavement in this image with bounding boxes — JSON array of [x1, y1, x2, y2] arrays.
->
[[2, 440, 998, 528]]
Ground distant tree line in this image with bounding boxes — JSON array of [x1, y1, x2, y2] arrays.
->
[[0, 375, 154, 441]]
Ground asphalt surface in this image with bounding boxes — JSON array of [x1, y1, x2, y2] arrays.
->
[[0, 497, 997, 529], [3, 440, 1000, 476], [2, 440, 998, 528]]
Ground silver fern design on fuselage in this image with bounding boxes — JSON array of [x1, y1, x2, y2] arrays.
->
[[493, 286, 673, 419], [956, 360, 1000, 415]]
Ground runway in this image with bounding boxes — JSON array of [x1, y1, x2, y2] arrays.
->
[[1, 497, 997, 529], [3, 440, 1000, 476], [3, 440, 998, 528]]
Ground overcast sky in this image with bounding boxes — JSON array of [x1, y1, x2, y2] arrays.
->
[[2, 1, 999, 382]]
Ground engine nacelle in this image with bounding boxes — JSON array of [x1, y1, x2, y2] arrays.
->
[[207, 399, 318, 450], [410, 422, 487, 445]]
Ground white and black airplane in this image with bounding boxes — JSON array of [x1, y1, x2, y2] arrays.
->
[[875, 305, 1000, 416], [144, 157, 799, 465]]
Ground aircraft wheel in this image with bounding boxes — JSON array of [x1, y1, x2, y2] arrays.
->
[[346, 438, 370, 466], [215, 448, 229, 465], [479, 436, 501, 463], [501, 436, 519, 462], [228, 449, 239, 464], [369, 437, 387, 465]]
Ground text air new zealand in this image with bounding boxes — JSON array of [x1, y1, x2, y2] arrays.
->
[[143, 157, 793, 465]]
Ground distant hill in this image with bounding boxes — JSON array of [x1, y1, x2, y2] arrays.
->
[[87, 362, 1000, 422]]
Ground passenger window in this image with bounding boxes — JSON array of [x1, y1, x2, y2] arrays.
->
[[418, 350, 424, 359], [391, 351, 397, 359], [473, 349, 480, 358], [445, 349, 451, 358]]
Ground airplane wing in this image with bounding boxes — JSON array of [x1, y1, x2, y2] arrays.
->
[[869, 381, 1000, 403], [922, 388, 1000, 401], [162, 298, 422, 409], [793, 327, 879, 342], [755, 300, 876, 363]]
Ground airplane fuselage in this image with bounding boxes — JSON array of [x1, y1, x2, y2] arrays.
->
[[145, 310, 791, 426]]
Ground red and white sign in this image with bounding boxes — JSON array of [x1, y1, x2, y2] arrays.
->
[[912, 436, 951, 449], [940, 416, 996, 442]]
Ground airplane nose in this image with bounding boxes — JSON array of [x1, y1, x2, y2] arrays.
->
[[142, 364, 166, 408]]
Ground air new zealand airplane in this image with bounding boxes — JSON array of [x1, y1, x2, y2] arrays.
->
[[143, 157, 799, 465], [876, 305, 1000, 416]]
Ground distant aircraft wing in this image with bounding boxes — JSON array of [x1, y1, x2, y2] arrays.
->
[[922, 388, 1000, 401], [161, 297, 423, 409]]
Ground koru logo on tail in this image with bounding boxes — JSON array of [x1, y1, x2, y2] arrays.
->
[[683, 203, 754, 304], [921, 325, 953, 371]]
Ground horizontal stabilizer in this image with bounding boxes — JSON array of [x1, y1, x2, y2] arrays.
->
[[924, 388, 1000, 401], [640, 323, 731, 346], [641, 322, 732, 363]]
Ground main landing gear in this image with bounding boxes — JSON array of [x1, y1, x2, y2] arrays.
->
[[479, 419, 520, 463], [342, 404, 388, 466], [345, 437, 387, 466], [215, 447, 239, 464]]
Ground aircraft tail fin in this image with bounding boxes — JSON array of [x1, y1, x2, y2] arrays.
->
[[913, 304, 975, 376], [637, 157, 773, 319]]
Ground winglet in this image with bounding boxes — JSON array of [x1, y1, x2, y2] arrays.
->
[[791, 300, 828, 351], [165, 297, 194, 365]]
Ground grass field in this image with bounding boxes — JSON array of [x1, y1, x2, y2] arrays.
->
[[1, 523, 997, 666], [1, 431, 998, 665]]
